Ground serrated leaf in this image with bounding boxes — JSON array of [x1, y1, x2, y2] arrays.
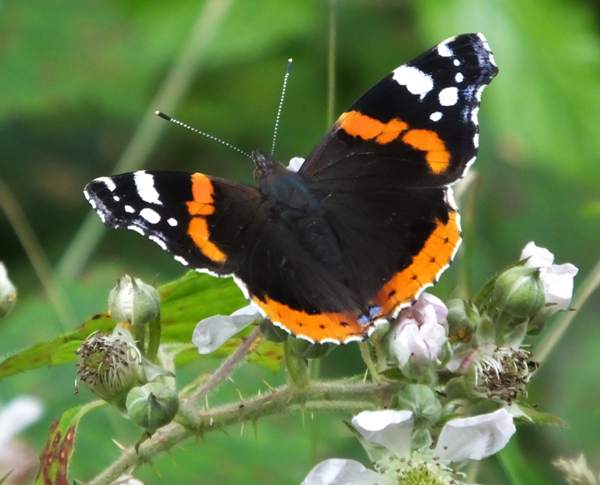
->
[[35, 401, 104, 485], [0, 271, 284, 380]]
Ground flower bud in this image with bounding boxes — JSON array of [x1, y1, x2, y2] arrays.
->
[[76, 328, 143, 407], [109, 275, 160, 326], [260, 319, 289, 343], [446, 299, 479, 344], [492, 266, 545, 319], [288, 337, 334, 359], [397, 384, 442, 424], [0, 262, 17, 319], [126, 382, 179, 431]]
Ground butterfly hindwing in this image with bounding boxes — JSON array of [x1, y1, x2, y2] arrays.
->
[[84, 170, 261, 275]]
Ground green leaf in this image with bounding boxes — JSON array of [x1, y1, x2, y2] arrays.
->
[[514, 401, 568, 428], [35, 401, 104, 485], [0, 271, 282, 380]]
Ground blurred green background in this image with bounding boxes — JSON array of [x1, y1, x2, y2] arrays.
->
[[1, 0, 599, 483]]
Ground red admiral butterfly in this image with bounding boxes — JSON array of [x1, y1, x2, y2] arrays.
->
[[85, 33, 497, 344]]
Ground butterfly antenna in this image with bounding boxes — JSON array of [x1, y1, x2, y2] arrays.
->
[[270, 58, 293, 157], [155, 111, 253, 160]]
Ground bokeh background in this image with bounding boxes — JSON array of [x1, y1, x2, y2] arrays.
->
[[1, 0, 600, 483]]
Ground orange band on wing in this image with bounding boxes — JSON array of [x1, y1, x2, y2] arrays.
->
[[375, 211, 460, 314], [187, 173, 216, 215], [188, 217, 227, 263], [338, 110, 408, 145], [186, 173, 226, 263], [252, 296, 364, 343], [402, 129, 450, 174]]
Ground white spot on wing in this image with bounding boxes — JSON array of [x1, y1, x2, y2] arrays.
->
[[439, 87, 459, 106], [429, 112, 442, 122], [124, 205, 135, 214], [287, 157, 305, 172], [95, 176, 116, 192], [437, 41, 453, 57], [113, 195, 120, 202], [471, 106, 480, 124], [473, 133, 480, 148], [140, 207, 161, 224], [127, 225, 144, 236], [149, 235, 167, 250], [455, 72, 464, 83], [453, 59, 461, 67], [167, 217, 178, 227], [392, 65, 433, 100], [134, 171, 162, 205], [174, 255, 188, 266]]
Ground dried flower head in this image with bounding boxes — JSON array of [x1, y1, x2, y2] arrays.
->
[[475, 347, 538, 403], [76, 329, 143, 406]]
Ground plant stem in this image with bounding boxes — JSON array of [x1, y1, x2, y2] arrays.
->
[[88, 379, 400, 485], [179, 326, 262, 422], [535, 258, 600, 365], [56, 0, 234, 280], [326, 0, 337, 127], [0, 180, 75, 330], [284, 339, 310, 388], [359, 341, 382, 383]]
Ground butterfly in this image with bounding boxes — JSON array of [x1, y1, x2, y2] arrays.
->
[[85, 33, 498, 344]]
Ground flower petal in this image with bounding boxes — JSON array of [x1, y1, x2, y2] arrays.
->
[[413, 293, 448, 324], [301, 459, 384, 485], [352, 410, 413, 458], [0, 396, 43, 447], [192, 305, 260, 354], [521, 241, 554, 268], [287, 156, 305, 172], [435, 408, 516, 462], [540, 263, 579, 310]]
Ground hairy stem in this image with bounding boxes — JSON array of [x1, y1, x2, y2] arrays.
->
[[89, 379, 401, 484]]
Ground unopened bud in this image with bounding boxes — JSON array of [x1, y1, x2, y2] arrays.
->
[[126, 382, 178, 431], [109, 275, 160, 326], [446, 299, 479, 344], [287, 337, 334, 359], [0, 262, 17, 318], [76, 328, 143, 407], [493, 266, 545, 319], [397, 384, 442, 424]]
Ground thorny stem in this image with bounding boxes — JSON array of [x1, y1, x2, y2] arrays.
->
[[88, 380, 401, 485]]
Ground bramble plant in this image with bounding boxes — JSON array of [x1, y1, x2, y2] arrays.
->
[[0, 241, 583, 484]]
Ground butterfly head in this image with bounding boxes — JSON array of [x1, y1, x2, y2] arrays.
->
[[252, 151, 278, 179]]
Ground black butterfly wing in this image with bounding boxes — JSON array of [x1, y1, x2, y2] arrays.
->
[[287, 33, 497, 328], [300, 33, 497, 189], [84, 170, 261, 276]]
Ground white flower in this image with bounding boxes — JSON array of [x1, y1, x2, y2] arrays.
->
[[287, 156, 305, 172], [388, 293, 448, 367], [0, 396, 44, 484], [0, 397, 43, 447], [0, 262, 17, 318], [521, 241, 578, 311], [302, 408, 516, 485], [192, 305, 261, 354]]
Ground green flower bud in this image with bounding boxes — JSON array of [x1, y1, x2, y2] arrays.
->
[[287, 337, 334, 359], [126, 382, 179, 431], [259, 319, 289, 343], [397, 384, 442, 424], [493, 266, 545, 319], [446, 299, 479, 344], [109, 275, 160, 326], [76, 328, 143, 408], [0, 262, 17, 319]]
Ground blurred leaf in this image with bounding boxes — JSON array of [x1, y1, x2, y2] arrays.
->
[[35, 401, 104, 485], [516, 401, 568, 428], [497, 437, 548, 485], [0, 271, 284, 379]]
